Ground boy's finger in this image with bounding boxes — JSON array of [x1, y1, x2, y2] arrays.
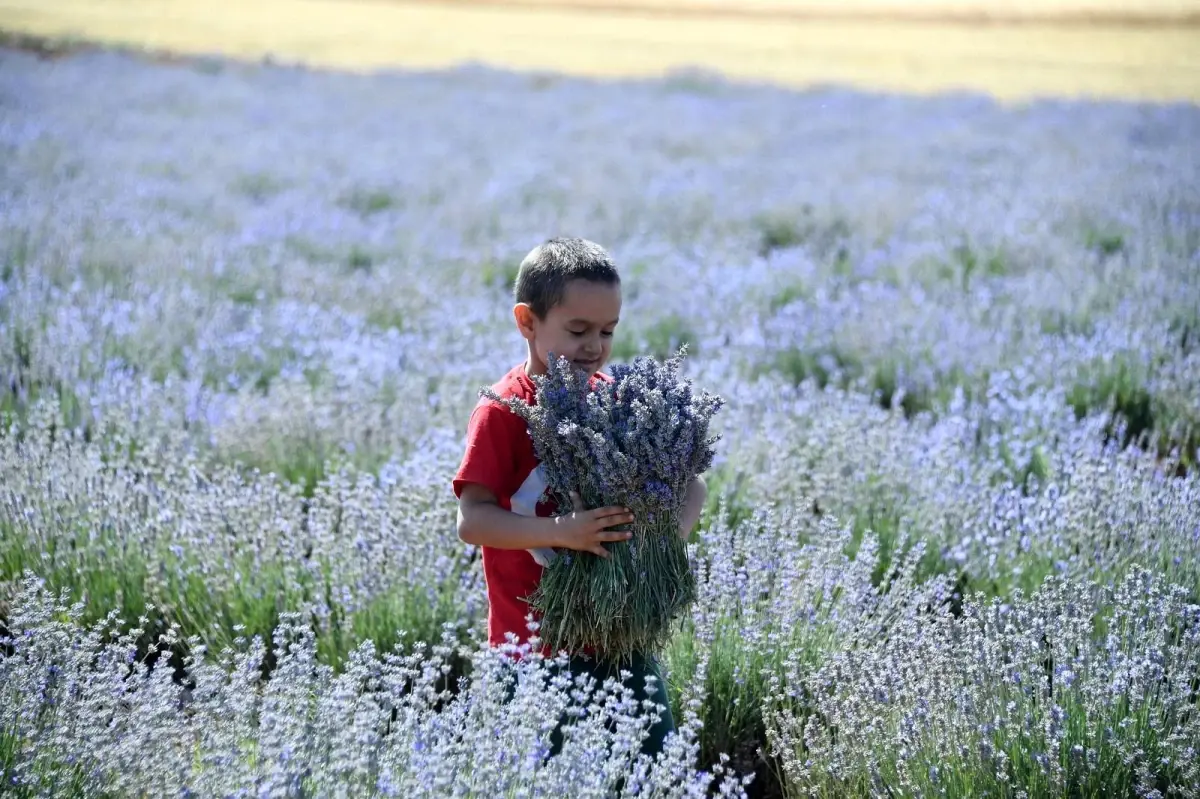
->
[[591, 506, 632, 520], [590, 545, 610, 559]]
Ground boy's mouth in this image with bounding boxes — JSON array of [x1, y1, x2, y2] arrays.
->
[[573, 358, 599, 373]]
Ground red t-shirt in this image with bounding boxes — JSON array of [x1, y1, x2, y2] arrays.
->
[[452, 363, 610, 656]]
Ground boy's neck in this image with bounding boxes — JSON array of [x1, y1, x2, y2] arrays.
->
[[523, 353, 546, 378]]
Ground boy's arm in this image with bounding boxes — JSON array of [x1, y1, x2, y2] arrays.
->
[[678, 475, 707, 540], [457, 483, 560, 550], [457, 484, 634, 559]]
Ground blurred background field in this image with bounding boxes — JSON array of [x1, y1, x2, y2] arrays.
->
[[1, 0, 1199, 101], [2, 1, 1200, 797]]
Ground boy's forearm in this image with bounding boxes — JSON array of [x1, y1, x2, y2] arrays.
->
[[461, 478, 706, 547], [458, 502, 562, 550]]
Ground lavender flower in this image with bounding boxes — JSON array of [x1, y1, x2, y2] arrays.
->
[[2, 42, 1199, 798], [483, 348, 723, 661]]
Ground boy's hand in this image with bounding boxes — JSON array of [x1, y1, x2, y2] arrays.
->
[[554, 491, 634, 559]]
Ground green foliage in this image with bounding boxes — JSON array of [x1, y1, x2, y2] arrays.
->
[[1018, 444, 1052, 493], [952, 240, 1009, 290], [227, 286, 261, 305], [610, 314, 698, 363], [0, 373, 90, 440], [1067, 358, 1155, 449], [283, 237, 379, 275], [479, 257, 521, 292], [846, 500, 903, 584], [2, 229, 31, 284], [227, 443, 331, 501], [284, 235, 331, 264], [831, 245, 854, 278], [339, 187, 396, 216], [1066, 355, 1200, 471], [0, 513, 156, 660], [345, 246, 373, 273], [663, 615, 783, 787], [698, 464, 753, 538], [1085, 226, 1126, 257], [207, 265, 271, 307], [314, 588, 465, 673], [1166, 307, 1197, 355], [767, 280, 811, 313], [869, 360, 935, 419], [231, 171, 286, 203], [0, 728, 114, 799], [532, 512, 695, 664], [1038, 307, 1096, 337], [842, 493, 954, 593], [160, 564, 307, 671], [759, 215, 804, 256], [364, 305, 405, 332], [0, 450, 467, 684], [763, 344, 862, 390], [754, 205, 851, 258], [788, 575, 1199, 798]]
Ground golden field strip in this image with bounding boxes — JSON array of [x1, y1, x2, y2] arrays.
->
[[329, 0, 1200, 24], [0, 0, 1198, 101]]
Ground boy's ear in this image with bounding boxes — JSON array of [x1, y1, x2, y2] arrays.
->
[[513, 303, 538, 341]]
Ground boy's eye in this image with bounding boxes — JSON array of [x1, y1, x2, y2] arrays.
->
[[601, 331, 614, 338], [569, 330, 587, 337]]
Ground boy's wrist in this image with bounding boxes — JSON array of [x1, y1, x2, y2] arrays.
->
[[546, 514, 568, 550]]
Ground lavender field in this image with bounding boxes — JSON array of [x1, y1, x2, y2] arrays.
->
[[1, 41, 1199, 798]]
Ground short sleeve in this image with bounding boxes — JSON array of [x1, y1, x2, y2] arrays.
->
[[452, 400, 522, 501]]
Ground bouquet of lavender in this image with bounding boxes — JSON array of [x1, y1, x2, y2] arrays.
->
[[482, 348, 723, 662]]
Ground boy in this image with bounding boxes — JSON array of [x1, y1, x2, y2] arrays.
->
[[452, 236, 707, 760]]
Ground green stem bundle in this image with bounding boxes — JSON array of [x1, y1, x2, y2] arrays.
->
[[531, 501, 694, 664]]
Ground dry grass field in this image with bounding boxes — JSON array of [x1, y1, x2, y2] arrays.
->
[[1, 0, 1198, 101]]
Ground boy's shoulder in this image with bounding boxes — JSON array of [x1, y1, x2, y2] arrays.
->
[[475, 363, 536, 410], [465, 364, 537, 438], [472, 362, 610, 417]]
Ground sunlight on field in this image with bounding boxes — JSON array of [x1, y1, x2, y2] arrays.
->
[[3, 18, 1200, 789], [320, 0, 1200, 22], [1, 0, 1198, 101], [471, 0, 1200, 12]]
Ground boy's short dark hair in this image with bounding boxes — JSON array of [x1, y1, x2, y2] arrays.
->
[[514, 237, 621, 319]]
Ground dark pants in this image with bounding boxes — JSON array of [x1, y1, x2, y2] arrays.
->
[[504, 651, 677, 761]]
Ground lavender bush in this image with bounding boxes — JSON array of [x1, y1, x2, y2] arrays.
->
[[764, 566, 1200, 797], [482, 349, 723, 662], [2, 39, 1199, 797], [0, 573, 751, 798]]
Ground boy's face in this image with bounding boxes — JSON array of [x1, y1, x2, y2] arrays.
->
[[515, 279, 622, 376]]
